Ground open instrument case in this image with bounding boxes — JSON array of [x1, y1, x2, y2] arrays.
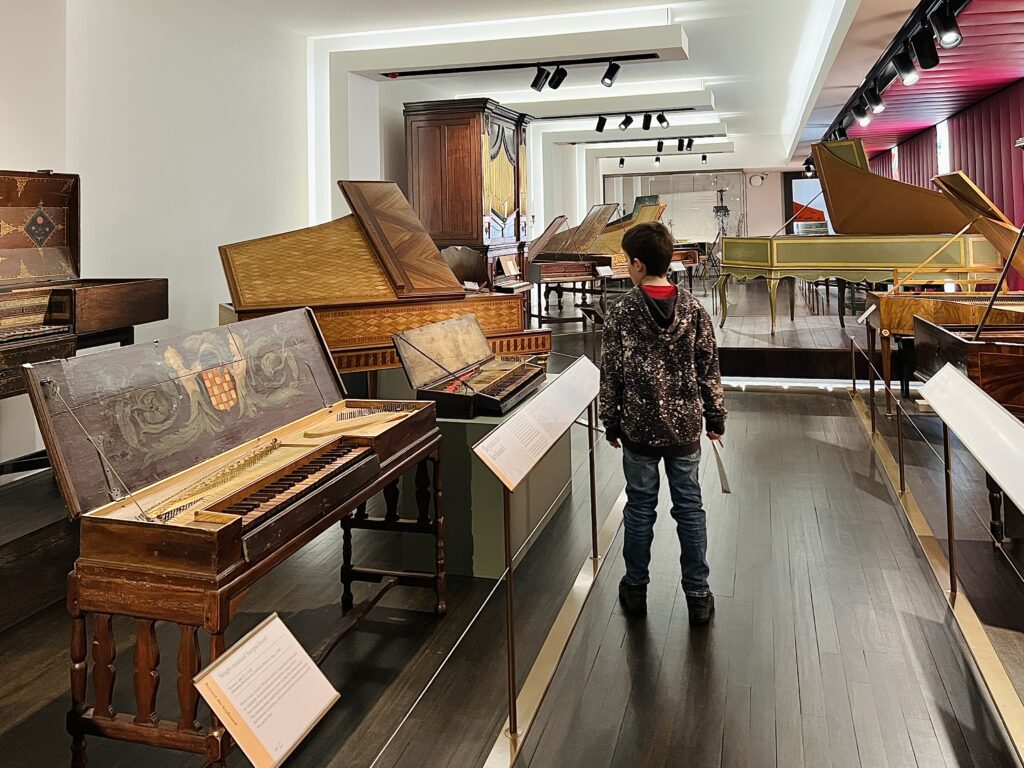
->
[[0, 169, 168, 397], [394, 314, 546, 419]]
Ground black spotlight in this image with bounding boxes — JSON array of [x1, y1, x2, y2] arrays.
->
[[602, 61, 621, 87], [701, 154, 707, 165], [549, 65, 568, 89], [619, 114, 633, 131], [803, 156, 816, 177], [677, 138, 685, 151], [929, 0, 963, 49], [657, 139, 665, 153], [531, 65, 551, 92], [851, 100, 871, 128], [912, 26, 940, 70], [864, 86, 885, 114], [618, 157, 625, 168], [835, 126, 848, 140], [892, 43, 919, 86], [685, 137, 694, 152], [595, 115, 607, 133], [654, 155, 661, 166], [656, 112, 669, 128], [642, 113, 653, 131]]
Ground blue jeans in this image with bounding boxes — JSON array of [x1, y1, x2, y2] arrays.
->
[[621, 447, 710, 596]]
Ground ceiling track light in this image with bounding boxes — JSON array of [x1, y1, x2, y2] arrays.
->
[[595, 115, 607, 133], [548, 65, 568, 89], [601, 61, 621, 87], [929, 0, 963, 49], [530, 65, 551, 92], [864, 86, 885, 114], [642, 113, 653, 131], [852, 101, 871, 128], [619, 114, 633, 131], [686, 137, 694, 152], [677, 138, 685, 152], [656, 139, 665, 153], [656, 112, 669, 128], [803, 156, 816, 177], [654, 155, 661, 166], [892, 43, 920, 86], [701, 154, 707, 165], [618, 157, 625, 168], [911, 25, 940, 70]]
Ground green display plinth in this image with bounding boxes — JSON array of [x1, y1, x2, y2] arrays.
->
[[379, 369, 572, 578]]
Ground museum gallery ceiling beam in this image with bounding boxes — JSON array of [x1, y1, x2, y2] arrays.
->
[[340, 24, 688, 80], [503, 88, 713, 120]]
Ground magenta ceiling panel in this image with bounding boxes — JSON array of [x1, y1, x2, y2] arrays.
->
[[850, 0, 1024, 155]]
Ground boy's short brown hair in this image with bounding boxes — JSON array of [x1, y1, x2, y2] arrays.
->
[[621, 222, 673, 276]]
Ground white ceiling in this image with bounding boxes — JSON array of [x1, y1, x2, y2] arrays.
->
[[214, 0, 678, 37]]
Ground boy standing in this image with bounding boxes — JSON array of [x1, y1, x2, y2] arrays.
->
[[599, 222, 726, 624]]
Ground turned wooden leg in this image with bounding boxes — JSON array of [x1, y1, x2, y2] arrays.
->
[[415, 460, 431, 526], [383, 481, 400, 524], [208, 633, 228, 767], [133, 620, 160, 726], [837, 279, 847, 328], [432, 451, 447, 616], [987, 473, 1005, 545], [177, 625, 202, 732], [788, 276, 796, 321], [69, 612, 88, 768], [92, 614, 116, 720], [718, 275, 729, 327], [341, 519, 354, 611], [766, 278, 779, 336]]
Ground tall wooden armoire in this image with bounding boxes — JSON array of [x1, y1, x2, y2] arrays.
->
[[404, 99, 532, 286]]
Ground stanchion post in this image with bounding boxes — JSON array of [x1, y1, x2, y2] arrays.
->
[[896, 407, 906, 494], [850, 338, 856, 392], [868, 327, 877, 434], [943, 423, 957, 600], [587, 399, 599, 560], [502, 486, 518, 735]]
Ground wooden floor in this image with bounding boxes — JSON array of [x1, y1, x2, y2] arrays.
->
[[511, 391, 1018, 768], [536, 278, 868, 352]]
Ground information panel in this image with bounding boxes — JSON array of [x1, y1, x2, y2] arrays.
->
[[194, 614, 339, 768], [474, 356, 600, 491]]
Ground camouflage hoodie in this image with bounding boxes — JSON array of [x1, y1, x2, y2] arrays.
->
[[599, 285, 726, 456]]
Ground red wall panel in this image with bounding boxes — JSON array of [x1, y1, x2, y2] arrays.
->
[[868, 149, 893, 179], [948, 78, 1024, 288], [897, 127, 938, 190]]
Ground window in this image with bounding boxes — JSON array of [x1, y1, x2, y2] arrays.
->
[[936, 120, 951, 174]]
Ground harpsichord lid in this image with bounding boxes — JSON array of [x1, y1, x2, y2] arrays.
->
[[22, 308, 345, 519], [0, 170, 80, 288], [540, 203, 619, 256], [393, 314, 494, 390]]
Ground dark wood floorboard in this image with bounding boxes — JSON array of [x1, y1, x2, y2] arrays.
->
[[511, 391, 1018, 768]]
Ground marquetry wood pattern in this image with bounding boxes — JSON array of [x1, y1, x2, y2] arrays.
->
[[220, 216, 396, 310], [313, 296, 524, 349], [0, 170, 80, 286], [339, 181, 464, 300]]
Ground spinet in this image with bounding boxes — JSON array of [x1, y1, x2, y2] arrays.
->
[[394, 314, 546, 418], [23, 309, 445, 765], [721, 139, 1003, 334], [865, 170, 1024, 409], [0, 169, 168, 398], [219, 181, 550, 375]]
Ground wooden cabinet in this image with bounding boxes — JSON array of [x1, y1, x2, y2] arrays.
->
[[405, 99, 532, 283]]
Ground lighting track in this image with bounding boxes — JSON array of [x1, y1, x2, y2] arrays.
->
[[379, 53, 658, 79]]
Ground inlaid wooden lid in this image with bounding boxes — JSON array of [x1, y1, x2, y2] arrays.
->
[[0, 170, 80, 288], [394, 314, 493, 390], [22, 309, 344, 519]]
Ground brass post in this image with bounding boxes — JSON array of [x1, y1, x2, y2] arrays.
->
[[588, 400, 599, 560], [896, 408, 906, 494], [943, 423, 957, 600], [850, 338, 856, 392], [868, 327, 877, 434], [503, 486, 518, 735]]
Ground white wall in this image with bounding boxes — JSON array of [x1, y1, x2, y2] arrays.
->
[[1, 0, 307, 471], [744, 171, 786, 236], [66, 0, 308, 338], [0, 0, 67, 466], [377, 80, 451, 195]]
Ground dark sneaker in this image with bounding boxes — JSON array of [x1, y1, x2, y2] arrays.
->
[[618, 577, 647, 616], [686, 593, 715, 625]]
